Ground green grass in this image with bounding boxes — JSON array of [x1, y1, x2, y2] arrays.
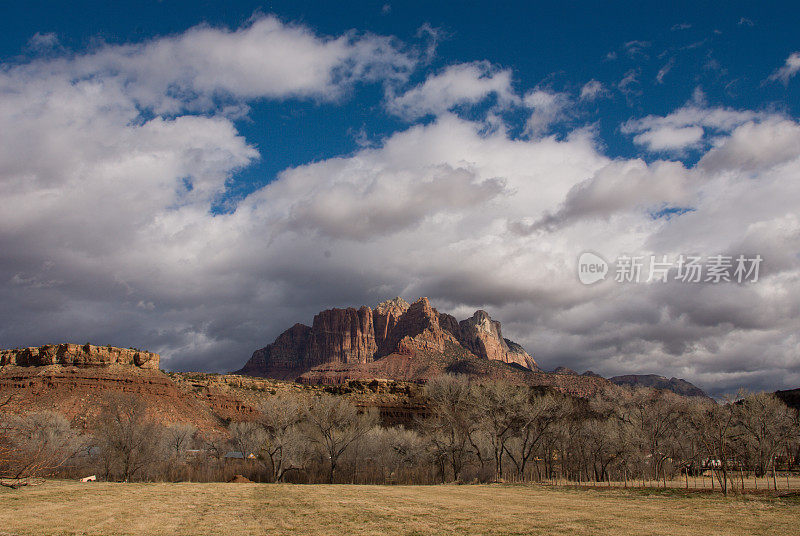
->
[[0, 481, 797, 535]]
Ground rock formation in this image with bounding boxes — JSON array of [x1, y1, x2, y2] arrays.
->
[[374, 297, 409, 349], [376, 297, 462, 357], [0, 343, 234, 431], [608, 374, 709, 398], [503, 338, 538, 371], [308, 306, 377, 365], [237, 323, 313, 380], [456, 311, 538, 370], [0, 343, 159, 369], [238, 297, 539, 381]]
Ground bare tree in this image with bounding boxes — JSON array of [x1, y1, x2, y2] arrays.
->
[[259, 394, 306, 481], [228, 421, 267, 463], [735, 391, 795, 483], [95, 394, 165, 482], [690, 398, 736, 495], [0, 410, 84, 488], [303, 394, 376, 483], [165, 423, 197, 459], [504, 392, 560, 481], [422, 375, 483, 482]]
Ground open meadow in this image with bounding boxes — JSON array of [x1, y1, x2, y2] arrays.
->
[[0, 481, 798, 536]]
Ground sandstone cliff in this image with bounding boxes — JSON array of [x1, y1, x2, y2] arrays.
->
[[376, 297, 463, 357], [309, 306, 377, 365], [237, 323, 313, 380], [374, 297, 409, 349], [0, 343, 159, 370], [457, 311, 539, 370], [239, 296, 540, 382]]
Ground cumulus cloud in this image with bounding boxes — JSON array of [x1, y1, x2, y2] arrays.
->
[[285, 163, 506, 240], [53, 16, 414, 114], [768, 52, 800, 84], [528, 159, 693, 231], [1, 18, 800, 397], [698, 118, 800, 173], [621, 91, 768, 153], [523, 89, 571, 137], [387, 61, 517, 119]]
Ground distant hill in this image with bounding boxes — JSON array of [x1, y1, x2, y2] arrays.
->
[[238, 297, 543, 380], [775, 388, 800, 411], [609, 374, 709, 398]]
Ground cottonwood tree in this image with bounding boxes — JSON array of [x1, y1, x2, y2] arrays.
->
[[259, 394, 306, 481], [690, 398, 736, 495], [475, 381, 527, 481], [357, 426, 426, 483], [95, 394, 165, 482], [422, 375, 483, 482], [504, 392, 560, 481], [735, 391, 796, 486], [228, 421, 266, 462], [303, 394, 377, 483], [165, 423, 197, 459], [0, 410, 84, 488]]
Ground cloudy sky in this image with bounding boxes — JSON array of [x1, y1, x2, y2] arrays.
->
[[1, 1, 799, 396]]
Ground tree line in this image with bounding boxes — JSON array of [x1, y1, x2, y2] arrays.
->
[[0, 376, 797, 493]]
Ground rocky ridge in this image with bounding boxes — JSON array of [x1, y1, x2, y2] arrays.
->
[[608, 374, 709, 398], [238, 297, 540, 382], [0, 343, 159, 370]]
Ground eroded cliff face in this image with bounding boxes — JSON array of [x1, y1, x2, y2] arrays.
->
[[458, 310, 510, 362], [239, 296, 539, 380], [0, 343, 159, 370], [238, 323, 313, 380], [309, 306, 377, 365], [374, 297, 409, 349], [239, 306, 381, 379], [456, 311, 539, 370], [377, 297, 463, 357], [0, 344, 240, 431], [503, 339, 539, 371]]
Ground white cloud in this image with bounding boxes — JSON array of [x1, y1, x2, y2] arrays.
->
[[656, 57, 675, 84], [26, 32, 60, 50], [623, 40, 651, 58], [48, 16, 416, 114], [523, 89, 571, 137], [387, 61, 517, 119], [699, 118, 800, 173], [768, 52, 800, 84], [618, 69, 640, 95], [530, 159, 693, 231], [621, 92, 768, 153], [579, 80, 606, 101], [1, 20, 799, 397]]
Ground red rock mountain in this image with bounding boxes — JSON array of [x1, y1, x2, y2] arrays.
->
[[237, 297, 540, 382]]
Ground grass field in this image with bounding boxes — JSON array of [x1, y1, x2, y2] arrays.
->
[[0, 481, 798, 536]]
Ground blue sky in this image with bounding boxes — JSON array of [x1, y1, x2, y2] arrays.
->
[[5, 1, 797, 200], [1, 2, 799, 395]]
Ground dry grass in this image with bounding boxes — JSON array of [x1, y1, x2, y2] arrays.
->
[[0, 481, 798, 536]]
